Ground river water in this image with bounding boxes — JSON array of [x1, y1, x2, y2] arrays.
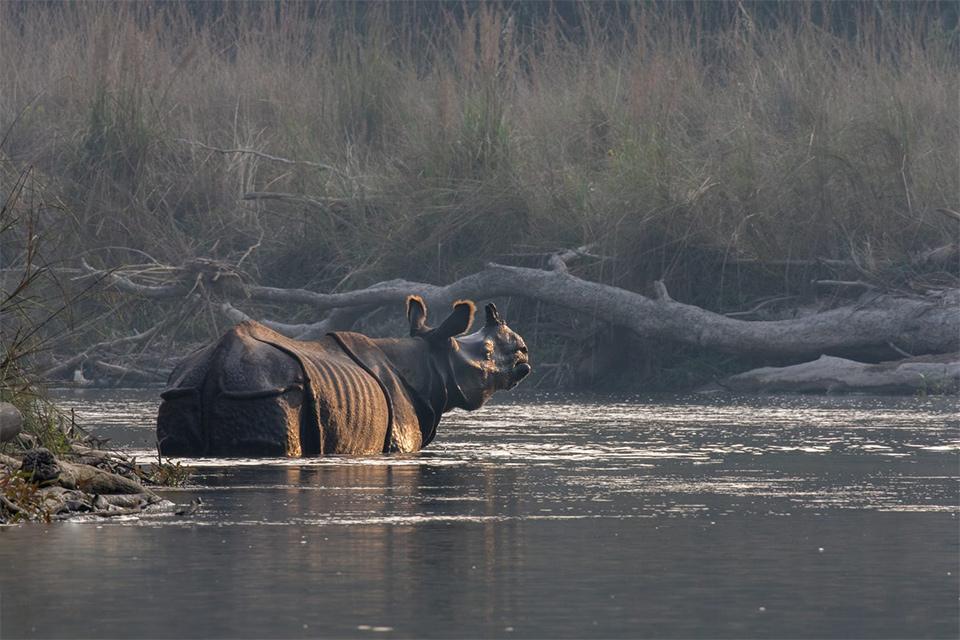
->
[[0, 390, 957, 638]]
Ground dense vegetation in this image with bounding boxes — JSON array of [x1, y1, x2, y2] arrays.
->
[[1, 1, 957, 389]]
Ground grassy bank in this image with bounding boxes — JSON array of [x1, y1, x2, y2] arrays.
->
[[1, 1, 956, 388]]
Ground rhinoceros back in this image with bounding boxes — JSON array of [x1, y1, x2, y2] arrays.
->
[[157, 324, 311, 456], [156, 343, 214, 456], [156, 321, 408, 456]]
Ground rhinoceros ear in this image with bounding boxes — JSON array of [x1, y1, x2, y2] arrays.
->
[[433, 300, 475, 340], [406, 295, 429, 336], [484, 302, 503, 327]]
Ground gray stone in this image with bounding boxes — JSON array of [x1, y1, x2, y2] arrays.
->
[[0, 402, 23, 443], [21, 447, 61, 484]]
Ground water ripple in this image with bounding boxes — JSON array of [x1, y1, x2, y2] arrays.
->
[[51, 389, 959, 518]]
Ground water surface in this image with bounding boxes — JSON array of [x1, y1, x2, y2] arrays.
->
[[1, 390, 957, 638]]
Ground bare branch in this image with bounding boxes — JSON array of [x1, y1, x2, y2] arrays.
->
[[81, 259, 187, 299], [42, 323, 165, 380], [242, 191, 355, 207], [546, 244, 601, 272], [886, 341, 914, 359], [174, 138, 342, 173], [935, 208, 960, 223], [813, 279, 878, 291], [652, 280, 672, 302]]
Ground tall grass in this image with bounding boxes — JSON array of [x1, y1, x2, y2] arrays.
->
[[1, 165, 87, 452], [0, 2, 956, 335]]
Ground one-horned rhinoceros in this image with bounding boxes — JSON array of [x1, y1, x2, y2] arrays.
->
[[156, 297, 531, 456]]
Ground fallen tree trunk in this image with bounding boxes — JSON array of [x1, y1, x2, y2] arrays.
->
[[720, 353, 960, 394], [90, 258, 960, 361], [244, 265, 958, 358]]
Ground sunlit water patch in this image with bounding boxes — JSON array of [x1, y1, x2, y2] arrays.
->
[[2, 389, 953, 638], [50, 389, 959, 518]]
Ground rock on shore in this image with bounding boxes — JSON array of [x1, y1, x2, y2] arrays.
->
[[0, 446, 172, 523], [0, 402, 23, 443]]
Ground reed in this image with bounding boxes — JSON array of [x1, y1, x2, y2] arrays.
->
[[0, 1, 955, 347]]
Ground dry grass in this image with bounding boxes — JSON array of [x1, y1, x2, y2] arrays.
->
[[0, 1, 955, 319]]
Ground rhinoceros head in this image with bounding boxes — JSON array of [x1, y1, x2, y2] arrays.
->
[[406, 296, 531, 410]]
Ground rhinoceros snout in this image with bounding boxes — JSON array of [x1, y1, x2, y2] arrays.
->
[[509, 363, 532, 388]]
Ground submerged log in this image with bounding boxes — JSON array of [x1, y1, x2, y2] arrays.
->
[[720, 353, 960, 394]]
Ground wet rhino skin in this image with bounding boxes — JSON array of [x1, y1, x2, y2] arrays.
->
[[157, 321, 438, 457]]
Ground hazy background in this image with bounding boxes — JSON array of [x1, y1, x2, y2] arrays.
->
[[1, 0, 957, 390]]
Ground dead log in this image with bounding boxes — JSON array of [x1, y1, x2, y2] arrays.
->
[[720, 353, 960, 394], [96, 255, 960, 361], [238, 264, 957, 359]]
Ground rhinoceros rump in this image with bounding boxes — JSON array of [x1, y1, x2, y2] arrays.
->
[[157, 298, 530, 456]]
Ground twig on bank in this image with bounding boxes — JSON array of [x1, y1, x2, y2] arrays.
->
[[546, 245, 601, 272]]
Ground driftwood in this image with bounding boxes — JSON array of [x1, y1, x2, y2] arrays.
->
[[721, 353, 960, 394], [41, 323, 164, 380], [89, 254, 959, 362]]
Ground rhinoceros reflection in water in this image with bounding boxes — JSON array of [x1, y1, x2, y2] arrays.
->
[[157, 297, 531, 456]]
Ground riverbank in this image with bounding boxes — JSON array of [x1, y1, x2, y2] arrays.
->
[[0, 400, 180, 523], [0, 446, 171, 523], [1, 1, 956, 392], [2, 390, 956, 637]]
